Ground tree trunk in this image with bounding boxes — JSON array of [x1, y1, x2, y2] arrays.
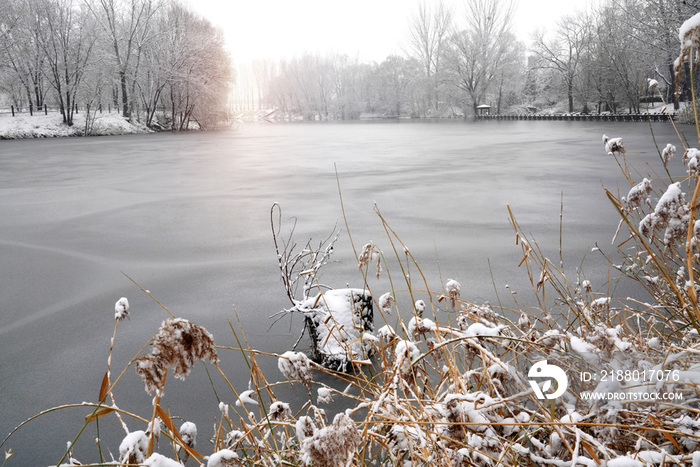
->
[[120, 71, 129, 119], [568, 80, 574, 113]]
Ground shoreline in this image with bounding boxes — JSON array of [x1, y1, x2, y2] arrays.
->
[[0, 110, 682, 140], [0, 112, 152, 140]]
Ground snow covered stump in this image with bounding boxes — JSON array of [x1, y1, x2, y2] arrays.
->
[[270, 204, 376, 371], [301, 288, 374, 371]]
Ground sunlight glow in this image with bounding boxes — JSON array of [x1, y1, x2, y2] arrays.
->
[[188, 0, 589, 64]]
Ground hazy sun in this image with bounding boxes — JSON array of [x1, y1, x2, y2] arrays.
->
[[187, 0, 589, 64]]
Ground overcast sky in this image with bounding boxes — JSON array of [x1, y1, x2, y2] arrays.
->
[[187, 0, 590, 64]]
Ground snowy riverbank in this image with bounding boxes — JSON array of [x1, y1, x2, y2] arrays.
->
[[0, 112, 151, 139]]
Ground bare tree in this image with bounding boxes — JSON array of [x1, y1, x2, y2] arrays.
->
[[38, 0, 97, 125], [160, 2, 232, 130], [405, 0, 453, 115], [444, 0, 517, 117], [90, 0, 160, 119], [493, 33, 525, 114], [0, 0, 47, 110], [609, 0, 700, 110], [530, 10, 594, 113], [376, 55, 416, 117], [588, 1, 648, 113]]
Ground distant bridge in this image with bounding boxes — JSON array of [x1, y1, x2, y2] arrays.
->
[[476, 113, 674, 122]]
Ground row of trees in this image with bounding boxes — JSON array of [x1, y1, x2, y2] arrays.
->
[[0, 0, 233, 129], [237, 0, 699, 120], [237, 0, 519, 120], [528, 0, 698, 114]]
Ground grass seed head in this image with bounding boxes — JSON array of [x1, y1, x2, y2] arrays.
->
[[179, 421, 197, 448], [603, 135, 625, 156], [278, 351, 312, 393], [358, 241, 382, 278], [118, 430, 148, 466], [378, 292, 394, 315], [269, 401, 292, 421], [317, 387, 333, 405], [225, 430, 244, 449], [663, 143, 676, 165], [675, 12, 700, 96], [301, 411, 360, 467], [114, 297, 129, 321], [207, 448, 240, 467], [135, 318, 219, 395]]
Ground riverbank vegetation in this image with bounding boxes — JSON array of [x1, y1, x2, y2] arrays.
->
[[0, 0, 233, 131], [234, 0, 699, 121], [2, 0, 698, 130]]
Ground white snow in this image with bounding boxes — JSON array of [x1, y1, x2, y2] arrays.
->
[[639, 182, 689, 247], [219, 401, 229, 418], [295, 416, 317, 442], [662, 143, 676, 164], [608, 456, 643, 467], [301, 288, 373, 368], [679, 12, 700, 47], [377, 325, 396, 346], [408, 316, 437, 336], [445, 279, 461, 298], [207, 449, 239, 467], [378, 292, 394, 315], [647, 337, 661, 349], [114, 297, 130, 321], [635, 450, 680, 464], [179, 421, 197, 448], [317, 386, 333, 404], [235, 389, 259, 407], [465, 322, 503, 338], [394, 339, 421, 373], [144, 453, 182, 466], [269, 401, 292, 420], [278, 351, 312, 387], [603, 135, 625, 155], [0, 112, 150, 139], [624, 178, 652, 208], [569, 335, 599, 360], [118, 430, 149, 465]]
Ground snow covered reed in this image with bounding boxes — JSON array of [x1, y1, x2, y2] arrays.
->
[[135, 318, 219, 396], [114, 297, 130, 321], [675, 12, 700, 99]]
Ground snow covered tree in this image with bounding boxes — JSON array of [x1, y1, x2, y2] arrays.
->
[[530, 9, 594, 113], [0, 0, 48, 110], [375, 55, 417, 117], [38, 0, 98, 125], [621, 0, 700, 109], [159, 2, 232, 130], [404, 0, 453, 116], [444, 0, 517, 117], [589, 1, 648, 113], [89, 0, 162, 120]]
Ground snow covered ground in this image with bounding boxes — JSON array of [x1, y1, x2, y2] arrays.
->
[[0, 111, 150, 139]]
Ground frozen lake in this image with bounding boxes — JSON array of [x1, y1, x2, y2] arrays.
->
[[0, 120, 688, 464]]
